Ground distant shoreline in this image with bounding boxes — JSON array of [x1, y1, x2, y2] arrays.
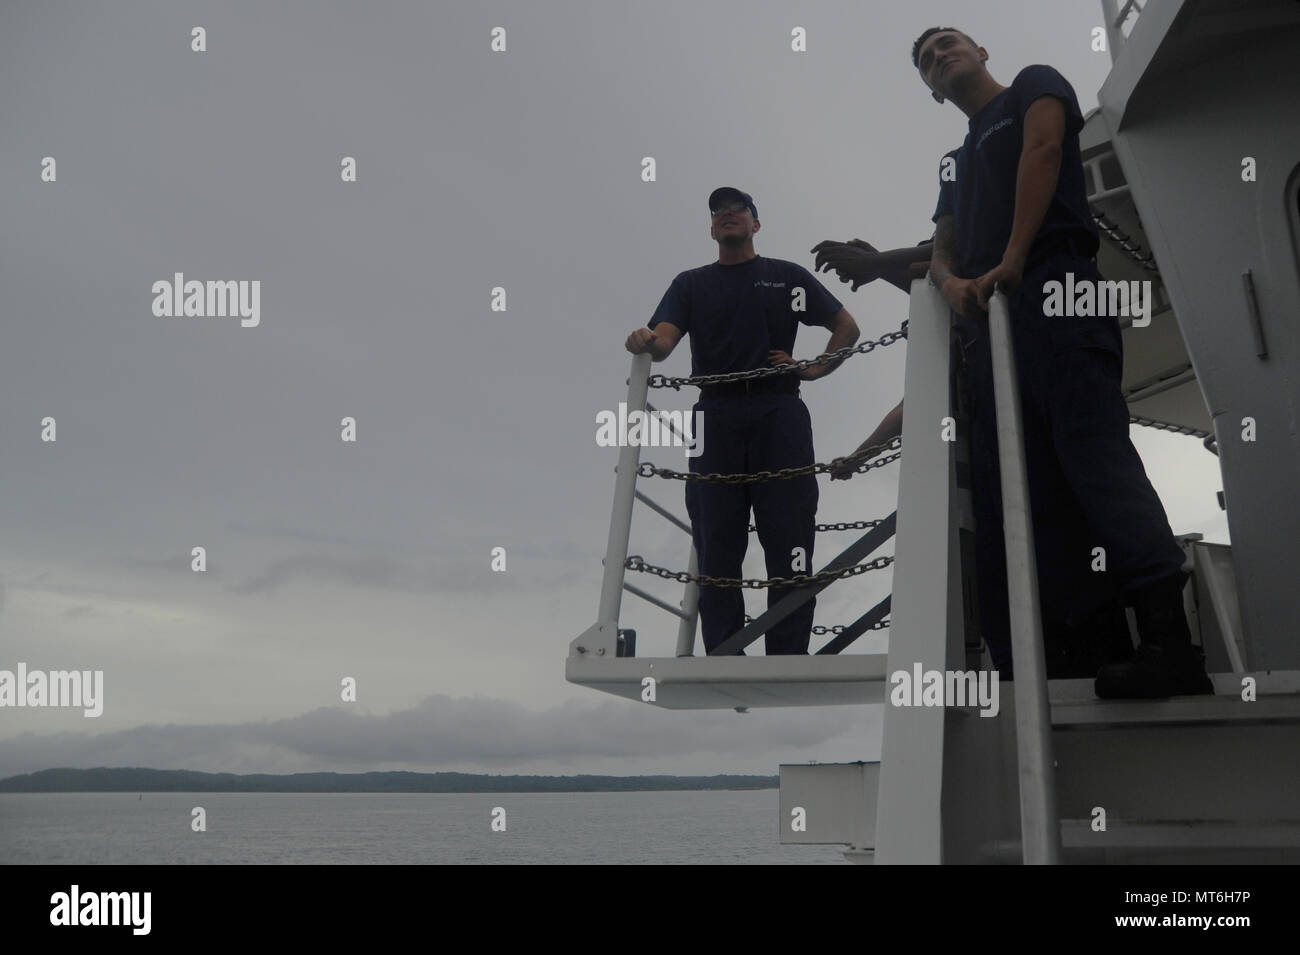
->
[[0, 768, 779, 794]]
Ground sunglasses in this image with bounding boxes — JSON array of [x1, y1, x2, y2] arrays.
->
[[710, 201, 751, 218]]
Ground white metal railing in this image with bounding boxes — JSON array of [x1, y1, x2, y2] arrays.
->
[[875, 281, 1059, 864], [987, 288, 1061, 865], [570, 353, 897, 661], [568, 352, 701, 660]]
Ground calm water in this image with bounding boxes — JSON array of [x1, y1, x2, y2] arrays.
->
[[0, 790, 846, 864]]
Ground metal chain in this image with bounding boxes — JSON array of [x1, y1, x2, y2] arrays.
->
[[648, 326, 907, 390], [1084, 215, 1214, 443], [624, 554, 894, 589], [811, 619, 891, 635], [1092, 211, 1161, 275], [1129, 415, 1212, 440], [751, 518, 887, 533], [638, 437, 901, 484]]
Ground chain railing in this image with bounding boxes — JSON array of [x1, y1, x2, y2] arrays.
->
[[745, 617, 891, 635], [1092, 210, 1161, 275], [624, 553, 895, 590], [637, 437, 900, 484], [648, 325, 907, 390], [1128, 413, 1212, 440], [570, 340, 906, 661], [752, 517, 888, 534]]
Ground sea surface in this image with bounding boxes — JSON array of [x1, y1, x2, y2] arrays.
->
[[0, 790, 847, 864]]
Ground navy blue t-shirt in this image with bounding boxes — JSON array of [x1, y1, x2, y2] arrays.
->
[[648, 255, 842, 378], [932, 65, 1099, 278]]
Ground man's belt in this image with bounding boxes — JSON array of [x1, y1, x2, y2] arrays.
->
[[699, 376, 801, 398]]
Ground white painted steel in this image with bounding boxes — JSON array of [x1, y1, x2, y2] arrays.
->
[[565, 653, 889, 709], [874, 278, 964, 864], [568, 353, 650, 659], [987, 289, 1061, 865], [779, 763, 878, 848]]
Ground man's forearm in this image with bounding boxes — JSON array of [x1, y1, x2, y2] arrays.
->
[[857, 400, 903, 453], [880, 244, 936, 291], [816, 318, 859, 377], [644, 330, 671, 361], [930, 251, 958, 288], [875, 244, 935, 268], [929, 216, 961, 288], [1003, 142, 1062, 265]]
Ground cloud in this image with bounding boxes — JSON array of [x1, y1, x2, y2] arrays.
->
[[222, 549, 587, 596], [225, 553, 423, 595], [0, 693, 865, 779]]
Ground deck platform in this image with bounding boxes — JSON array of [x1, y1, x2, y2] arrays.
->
[[565, 653, 889, 709]]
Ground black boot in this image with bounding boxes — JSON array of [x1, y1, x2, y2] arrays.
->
[[1094, 576, 1213, 699]]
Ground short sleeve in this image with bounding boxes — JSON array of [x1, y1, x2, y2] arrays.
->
[[790, 263, 843, 327], [932, 149, 960, 223], [1013, 64, 1084, 135], [649, 273, 690, 335]]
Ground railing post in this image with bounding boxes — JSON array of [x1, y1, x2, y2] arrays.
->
[[569, 353, 651, 659], [987, 288, 1061, 865], [875, 278, 962, 864], [1100, 0, 1125, 65], [675, 544, 701, 656]]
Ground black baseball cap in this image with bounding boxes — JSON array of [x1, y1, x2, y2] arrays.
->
[[709, 186, 758, 219]]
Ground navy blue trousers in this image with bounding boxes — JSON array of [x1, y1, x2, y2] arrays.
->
[[685, 394, 819, 654], [963, 253, 1186, 672]]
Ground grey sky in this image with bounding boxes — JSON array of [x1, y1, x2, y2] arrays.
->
[[0, 0, 1226, 778]]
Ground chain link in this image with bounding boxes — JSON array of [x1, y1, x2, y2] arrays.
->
[[811, 619, 891, 635], [1092, 211, 1161, 275], [1084, 215, 1216, 442], [739, 616, 891, 634], [751, 518, 887, 533], [638, 437, 901, 484], [625, 554, 894, 589], [648, 326, 907, 390], [1129, 415, 1212, 440]]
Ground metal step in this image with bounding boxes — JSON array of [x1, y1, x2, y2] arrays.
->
[[981, 821, 1300, 864], [1047, 672, 1300, 728], [941, 673, 1300, 862]]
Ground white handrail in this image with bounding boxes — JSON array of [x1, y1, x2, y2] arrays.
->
[[987, 288, 1061, 864]]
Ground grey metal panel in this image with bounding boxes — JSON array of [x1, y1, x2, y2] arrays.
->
[[1098, 1, 1300, 669], [779, 763, 878, 847], [1192, 542, 1247, 672], [1053, 722, 1300, 822]]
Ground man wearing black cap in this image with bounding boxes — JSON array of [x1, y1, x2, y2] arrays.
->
[[624, 187, 860, 655]]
